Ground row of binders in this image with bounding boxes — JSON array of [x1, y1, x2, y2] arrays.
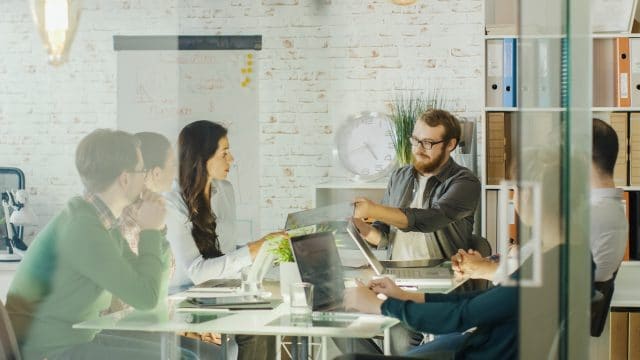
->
[[486, 38, 567, 108], [593, 37, 640, 108], [608, 112, 640, 185], [486, 39, 517, 108]]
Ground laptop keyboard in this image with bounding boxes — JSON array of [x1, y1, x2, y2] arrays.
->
[[193, 279, 241, 288], [386, 268, 450, 278]]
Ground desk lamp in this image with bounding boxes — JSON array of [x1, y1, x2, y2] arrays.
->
[[1, 190, 34, 262]]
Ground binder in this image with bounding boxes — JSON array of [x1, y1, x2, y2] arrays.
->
[[486, 112, 511, 185], [610, 312, 629, 360], [486, 190, 498, 252], [631, 38, 640, 106], [486, 40, 504, 107], [503, 38, 517, 107], [615, 37, 631, 107], [537, 38, 562, 108], [630, 113, 640, 185], [593, 39, 616, 107], [629, 313, 640, 359], [609, 112, 629, 186], [623, 191, 630, 261]]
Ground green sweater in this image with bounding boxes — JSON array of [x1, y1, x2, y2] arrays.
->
[[6, 197, 170, 359]]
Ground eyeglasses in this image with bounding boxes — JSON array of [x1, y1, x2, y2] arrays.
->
[[408, 136, 447, 150]]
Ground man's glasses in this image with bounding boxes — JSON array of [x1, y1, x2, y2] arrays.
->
[[408, 136, 447, 150]]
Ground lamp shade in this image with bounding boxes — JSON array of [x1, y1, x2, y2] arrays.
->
[[29, 0, 82, 65]]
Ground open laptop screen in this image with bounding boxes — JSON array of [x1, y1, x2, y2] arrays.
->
[[290, 231, 345, 311]]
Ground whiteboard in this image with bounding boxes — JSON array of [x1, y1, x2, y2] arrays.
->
[[116, 49, 260, 241]]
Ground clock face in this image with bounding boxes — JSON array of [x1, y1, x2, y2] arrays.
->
[[336, 112, 397, 181]]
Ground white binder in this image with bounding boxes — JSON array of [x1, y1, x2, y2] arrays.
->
[[486, 39, 504, 107], [631, 38, 640, 107]]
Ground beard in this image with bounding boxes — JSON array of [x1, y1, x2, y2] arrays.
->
[[412, 149, 447, 174]]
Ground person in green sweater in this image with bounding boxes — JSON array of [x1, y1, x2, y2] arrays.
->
[[5, 129, 180, 360]]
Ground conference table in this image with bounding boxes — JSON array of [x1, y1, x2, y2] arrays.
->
[[74, 268, 459, 360]]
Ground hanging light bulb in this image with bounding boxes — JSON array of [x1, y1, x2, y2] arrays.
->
[[29, 0, 82, 66]]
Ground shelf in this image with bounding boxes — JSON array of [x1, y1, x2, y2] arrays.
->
[[592, 33, 640, 39], [484, 185, 502, 190], [485, 107, 565, 112], [486, 34, 640, 40], [620, 186, 640, 191], [592, 107, 640, 112], [484, 34, 567, 40]]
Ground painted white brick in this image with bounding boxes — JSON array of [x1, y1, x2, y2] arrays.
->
[[2, 0, 483, 237]]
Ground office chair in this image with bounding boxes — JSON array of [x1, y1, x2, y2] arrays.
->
[[469, 234, 492, 258], [590, 269, 619, 337]]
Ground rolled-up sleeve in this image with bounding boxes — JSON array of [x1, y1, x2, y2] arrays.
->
[[400, 176, 480, 233]]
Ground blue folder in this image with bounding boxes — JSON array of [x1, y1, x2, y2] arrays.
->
[[503, 38, 517, 107]]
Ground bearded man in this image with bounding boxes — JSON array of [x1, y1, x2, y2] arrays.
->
[[352, 109, 481, 261]]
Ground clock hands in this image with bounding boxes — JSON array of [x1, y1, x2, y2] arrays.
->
[[350, 142, 379, 160], [365, 142, 378, 160]]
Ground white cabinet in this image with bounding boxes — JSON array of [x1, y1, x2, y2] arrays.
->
[[313, 182, 387, 207]]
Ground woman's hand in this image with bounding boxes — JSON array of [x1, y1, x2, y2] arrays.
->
[[248, 231, 289, 260], [343, 281, 383, 314], [369, 277, 425, 303]]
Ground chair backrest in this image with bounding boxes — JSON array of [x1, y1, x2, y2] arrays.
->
[[469, 234, 492, 257], [590, 269, 619, 337], [0, 300, 21, 360]]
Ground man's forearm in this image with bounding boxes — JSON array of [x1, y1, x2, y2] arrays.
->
[[371, 204, 409, 229]]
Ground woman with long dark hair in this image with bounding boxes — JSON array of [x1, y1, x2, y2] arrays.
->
[[164, 120, 271, 290], [164, 120, 275, 360]]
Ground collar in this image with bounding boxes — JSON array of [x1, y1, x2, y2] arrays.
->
[[84, 192, 118, 230]]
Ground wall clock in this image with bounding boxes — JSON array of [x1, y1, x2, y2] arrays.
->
[[335, 112, 397, 182]]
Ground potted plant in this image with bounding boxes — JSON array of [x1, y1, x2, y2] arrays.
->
[[267, 233, 299, 303], [389, 90, 449, 166]]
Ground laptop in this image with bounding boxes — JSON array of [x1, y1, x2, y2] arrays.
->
[[289, 231, 346, 312], [284, 202, 354, 231], [345, 220, 453, 286]]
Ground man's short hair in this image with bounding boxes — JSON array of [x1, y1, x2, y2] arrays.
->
[[417, 109, 462, 149], [75, 129, 140, 193], [592, 118, 619, 176]]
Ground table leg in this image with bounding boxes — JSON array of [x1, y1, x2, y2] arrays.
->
[[221, 334, 229, 360], [321, 336, 328, 360], [384, 327, 391, 355], [276, 335, 282, 360]]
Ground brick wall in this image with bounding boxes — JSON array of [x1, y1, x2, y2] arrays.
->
[[0, 0, 483, 239]]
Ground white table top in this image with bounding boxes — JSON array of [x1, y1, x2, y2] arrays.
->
[[611, 261, 640, 309], [73, 303, 400, 338]]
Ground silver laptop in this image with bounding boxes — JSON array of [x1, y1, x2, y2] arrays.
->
[[345, 220, 452, 286], [284, 202, 354, 230]]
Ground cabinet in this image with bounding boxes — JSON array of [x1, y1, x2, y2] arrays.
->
[[313, 182, 386, 207]]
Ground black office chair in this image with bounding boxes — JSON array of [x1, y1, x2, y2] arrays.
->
[[469, 234, 492, 257], [590, 269, 619, 337]]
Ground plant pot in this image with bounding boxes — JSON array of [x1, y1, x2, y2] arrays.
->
[[279, 261, 301, 303]]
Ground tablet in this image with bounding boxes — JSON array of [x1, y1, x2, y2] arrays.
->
[[187, 295, 269, 307]]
